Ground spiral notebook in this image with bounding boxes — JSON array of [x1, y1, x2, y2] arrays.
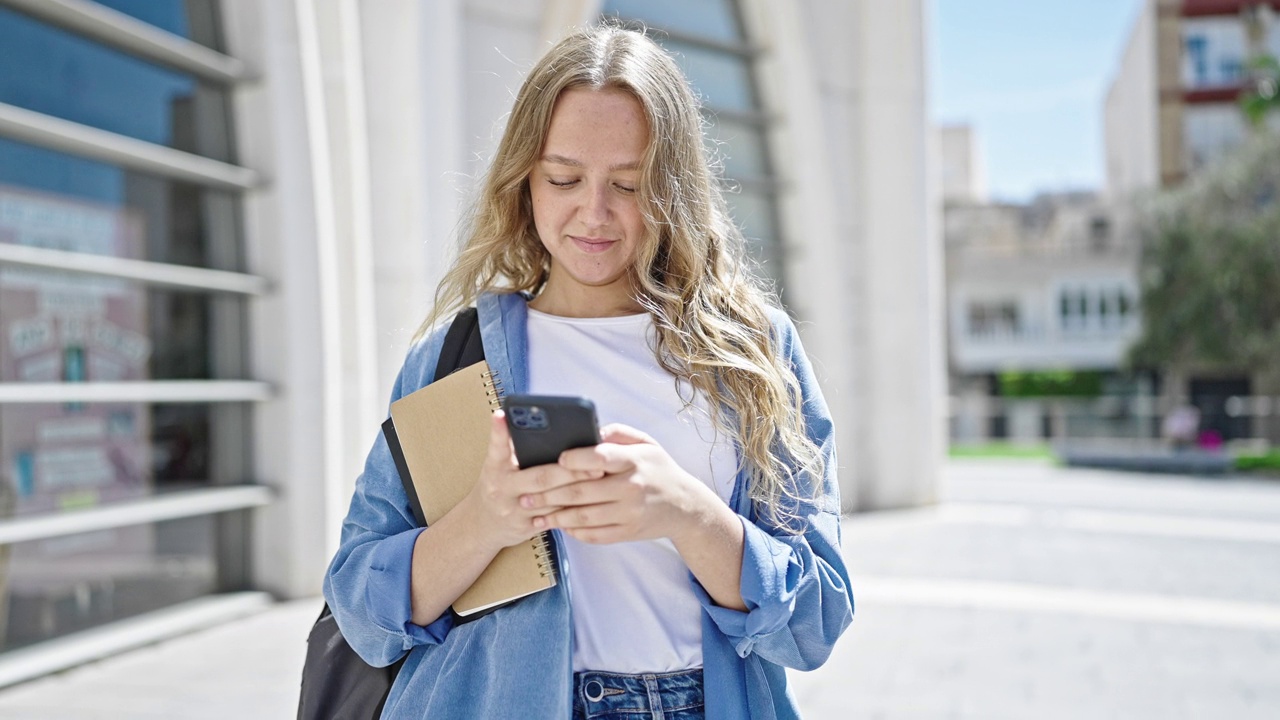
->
[[384, 360, 557, 617]]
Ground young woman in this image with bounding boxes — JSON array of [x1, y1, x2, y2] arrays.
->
[[324, 25, 853, 720]]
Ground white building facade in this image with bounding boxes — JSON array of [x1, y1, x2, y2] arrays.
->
[[0, 0, 942, 680], [944, 191, 1145, 443], [1106, 0, 1280, 194]]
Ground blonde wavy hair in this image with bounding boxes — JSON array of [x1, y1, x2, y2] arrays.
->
[[415, 25, 825, 528]]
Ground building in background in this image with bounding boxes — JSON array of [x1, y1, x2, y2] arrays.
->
[[938, 124, 988, 204], [1104, 0, 1279, 445], [0, 0, 941, 683], [1106, 0, 1280, 194], [944, 187, 1146, 445]]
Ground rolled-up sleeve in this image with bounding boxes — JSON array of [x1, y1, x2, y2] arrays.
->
[[322, 329, 456, 667], [693, 312, 854, 671]]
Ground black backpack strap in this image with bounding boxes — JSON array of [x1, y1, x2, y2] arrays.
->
[[384, 307, 484, 529], [300, 308, 488, 720], [434, 307, 483, 382]]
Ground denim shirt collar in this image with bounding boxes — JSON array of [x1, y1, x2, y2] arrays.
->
[[477, 291, 530, 397]]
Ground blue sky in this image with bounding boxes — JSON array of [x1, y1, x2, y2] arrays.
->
[[932, 0, 1143, 202]]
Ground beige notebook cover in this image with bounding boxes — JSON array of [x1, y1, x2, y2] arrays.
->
[[389, 360, 557, 616]]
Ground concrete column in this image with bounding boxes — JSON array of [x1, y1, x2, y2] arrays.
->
[[849, 0, 944, 509], [743, 0, 862, 512], [223, 0, 343, 597], [747, 0, 943, 512]]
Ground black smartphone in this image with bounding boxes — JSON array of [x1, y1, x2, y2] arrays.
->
[[502, 395, 601, 469]]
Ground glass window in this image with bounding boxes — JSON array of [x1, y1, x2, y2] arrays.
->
[[602, 0, 784, 284], [91, 0, 224, 51], [0, 271, 248, 382], [968, 301, 1020, 337], [0, 140, 243, 271], [0, 515, 228, 651], [1184, 105, 1248, 173], [705, 115, 769, 180], [1185, 35, 1209, 86], [725, 187, 779, 246], [1, 402, 250, 518], [1060, 288, 1089, 331], [660, 38, 756, 113], [602, 0, 741, 44], [1180, 19, 1247, 89], [0, 0, 251, 662], [0, 7, 234, 162]]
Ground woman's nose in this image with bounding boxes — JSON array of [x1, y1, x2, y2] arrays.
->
[[579, 184, 611, 226]]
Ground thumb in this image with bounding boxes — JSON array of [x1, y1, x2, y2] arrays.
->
[[486, 410, 516, 467], [600, 423, 655, 446]]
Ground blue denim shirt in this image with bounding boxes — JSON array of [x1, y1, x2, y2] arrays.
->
[[323, 292, 854, 719]]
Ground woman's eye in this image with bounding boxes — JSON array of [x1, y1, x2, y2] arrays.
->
[[614, 184, 637, 194], [547, 178, 577, 188]]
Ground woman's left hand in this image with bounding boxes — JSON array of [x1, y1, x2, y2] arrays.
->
[[523, 423, 721, 545]]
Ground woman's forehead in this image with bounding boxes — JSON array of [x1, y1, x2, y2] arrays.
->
[[541, 87, 648, 164]]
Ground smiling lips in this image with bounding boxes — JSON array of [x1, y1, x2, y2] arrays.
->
[[571, 236, 617, 253]]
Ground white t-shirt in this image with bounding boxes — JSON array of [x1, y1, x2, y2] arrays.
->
[[525, 308, 738, 673]]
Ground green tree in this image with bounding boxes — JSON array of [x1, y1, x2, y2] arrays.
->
[[1241, 54, 1280, 126], [1127, 132, 1280, 373]]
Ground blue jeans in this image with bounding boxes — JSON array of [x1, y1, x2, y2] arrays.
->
[[572, 668, 705, 719]]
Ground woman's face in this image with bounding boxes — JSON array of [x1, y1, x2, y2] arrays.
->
[[529, 87, 649, 315]]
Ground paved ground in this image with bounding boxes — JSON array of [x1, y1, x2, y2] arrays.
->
[[789, 460, 1280, 719], [0, 459, 1277, 718]]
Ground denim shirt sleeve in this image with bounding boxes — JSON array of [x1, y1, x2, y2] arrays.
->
[[321, 326, 456, 667], [692, 311, 854, 671]]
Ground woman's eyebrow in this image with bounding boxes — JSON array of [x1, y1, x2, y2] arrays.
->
[[542, 154, 639, 172]]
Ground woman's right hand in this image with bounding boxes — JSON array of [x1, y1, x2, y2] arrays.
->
[[463, 410, 603, 551]]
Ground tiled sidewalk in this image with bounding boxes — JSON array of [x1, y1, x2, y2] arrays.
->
[[1, 460, 1277, 719]]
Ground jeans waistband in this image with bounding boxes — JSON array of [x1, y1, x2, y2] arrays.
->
[[573, 668, 704, 720]]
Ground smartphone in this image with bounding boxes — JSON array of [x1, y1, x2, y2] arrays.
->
[[502, 395, 601, 469]]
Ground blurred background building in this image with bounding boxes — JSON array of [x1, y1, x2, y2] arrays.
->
[[944, 0, 1280, 457], [943, 181, 1146, 446], [0, 0, 942, 684], [1107, 0, 1280, 192], [1102, 0, 1280, 452]]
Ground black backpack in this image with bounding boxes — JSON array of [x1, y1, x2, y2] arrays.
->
[[297, 307, 484, 720]]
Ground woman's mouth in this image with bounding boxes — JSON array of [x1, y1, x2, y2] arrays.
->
[[571, 236, 617, 253]]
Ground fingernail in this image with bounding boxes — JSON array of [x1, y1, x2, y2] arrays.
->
[[533, 517, 546, 529], [520, 495, 533, 509]]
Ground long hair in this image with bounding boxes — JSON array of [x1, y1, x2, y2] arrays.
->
[[415, 25, 825, 528]]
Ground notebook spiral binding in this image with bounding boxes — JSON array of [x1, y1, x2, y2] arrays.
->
[[531, 535, 556, 578], [482, 371, 503, 410], [481, 369, 556, 582]]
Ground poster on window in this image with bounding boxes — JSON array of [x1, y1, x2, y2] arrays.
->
[[0, 185, 152, 519]]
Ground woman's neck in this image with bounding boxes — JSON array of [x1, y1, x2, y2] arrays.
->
[[528, 283, 645, 318]]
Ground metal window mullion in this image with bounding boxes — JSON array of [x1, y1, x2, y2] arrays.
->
[[0, 102, 258, 191], [0, 243, 269, 296], [0, 0, 247, 84], [0, 485, 274, 546], [658, 27, 758, 57], [0, 381, 273, 404]]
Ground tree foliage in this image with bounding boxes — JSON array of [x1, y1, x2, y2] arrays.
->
[[1241, 54, 1280, 127], [998, 370, 1103, 398], [1127, 131, 1280, 372]]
